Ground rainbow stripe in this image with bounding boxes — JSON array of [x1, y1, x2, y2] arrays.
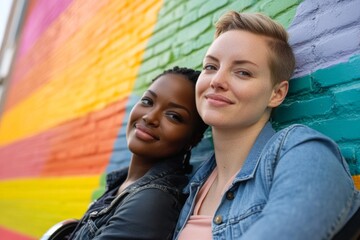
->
[[0, 0, 163, 238]]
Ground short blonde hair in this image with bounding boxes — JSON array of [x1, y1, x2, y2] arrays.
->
[[215, 11, 295, 84]]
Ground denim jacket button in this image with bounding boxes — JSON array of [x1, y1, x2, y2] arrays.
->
[[214, 215, 223, 225], [226, 191, 234, 200], [90, 211, 98, 217]]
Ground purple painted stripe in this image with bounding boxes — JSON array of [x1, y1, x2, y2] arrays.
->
[[17, 0, 74, 57]]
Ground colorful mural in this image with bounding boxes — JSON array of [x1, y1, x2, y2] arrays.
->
[[0, 0, 359, 239]]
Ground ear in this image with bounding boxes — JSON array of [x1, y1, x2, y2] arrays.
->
[[268, 81, 288, 108]]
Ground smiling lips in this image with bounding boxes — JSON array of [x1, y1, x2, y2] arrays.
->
[[134, 124, 159, 141], [205, 93, 234, 106]]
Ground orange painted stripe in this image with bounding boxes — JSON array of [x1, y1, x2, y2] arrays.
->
[[0, 98, 126, 179], [0, 0, 163, 146], [353, 175, 360, 190]]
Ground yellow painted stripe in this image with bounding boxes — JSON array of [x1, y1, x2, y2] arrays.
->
[[0, 0, 163, 145], [0, 176, 101, 238], [0, 174, 357, 239]]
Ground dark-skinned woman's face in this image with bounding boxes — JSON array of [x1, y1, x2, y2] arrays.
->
[[126, 73, 200, 161]]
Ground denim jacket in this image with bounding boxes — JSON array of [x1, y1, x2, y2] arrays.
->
[[70, 156, 188, 240], [173, 123, 360, 240]]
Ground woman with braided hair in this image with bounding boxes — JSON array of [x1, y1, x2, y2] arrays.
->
[[42, 66, 208, 240]]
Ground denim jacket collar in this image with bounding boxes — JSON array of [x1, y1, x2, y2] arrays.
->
[[106, 155, 185, 191], [235, 122, 275, 181], [185, 122, 275, 193]]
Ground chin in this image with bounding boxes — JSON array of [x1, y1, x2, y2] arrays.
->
[[199, 110, 218, 123], [202, 117, 223, 128]]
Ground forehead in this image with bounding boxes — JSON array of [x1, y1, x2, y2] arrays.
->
[[207, 30, 270, 64], [149, 73, 195, 102]]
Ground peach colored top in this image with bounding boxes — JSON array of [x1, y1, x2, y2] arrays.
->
[[178, 168, 237, 240], [177, 168, 217, 239]]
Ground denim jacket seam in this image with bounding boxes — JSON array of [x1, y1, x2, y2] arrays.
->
[[95, 183, 181, 217], [261, 126, 293, 193], [326, 191, 356, 238], [229, 202, 266, 223], [126, 184, 181, 204]]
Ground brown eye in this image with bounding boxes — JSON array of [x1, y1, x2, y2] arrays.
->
[[166, 112, 183, 123], [140, 97, 153, 106]]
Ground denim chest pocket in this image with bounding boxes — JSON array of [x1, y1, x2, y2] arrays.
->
[[214, 202, 265, 238], [236, 203, 264, 231], [77, 219, 98, 240], [75, 210, 112, 239]]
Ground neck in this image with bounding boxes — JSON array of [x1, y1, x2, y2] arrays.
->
[[211, 121, 267, 181], [118, 155, 154, 193], [127, 155, 155, 181]]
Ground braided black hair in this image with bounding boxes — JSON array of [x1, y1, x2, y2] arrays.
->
[[152, 66, 208, 173], [152, 66, 201, 85]]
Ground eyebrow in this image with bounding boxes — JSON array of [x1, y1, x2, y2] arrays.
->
[[204, 54, 258, 67], [147, 89, 157, 98], [146, 90, 191, 115]]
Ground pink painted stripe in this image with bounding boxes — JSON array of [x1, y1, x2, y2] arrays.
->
[[0, 226, 36, 240], [0, 99, 126, 180], [0, 131, 51, 179], [17, 0, 74, 58]]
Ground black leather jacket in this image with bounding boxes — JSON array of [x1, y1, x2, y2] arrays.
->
[[70, 157, 188, 240]]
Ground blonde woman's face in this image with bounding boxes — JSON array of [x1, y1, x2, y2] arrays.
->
[[196, 30, 278, 130]]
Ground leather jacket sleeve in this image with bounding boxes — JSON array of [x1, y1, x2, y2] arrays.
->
[[92, 187, 182, 240]]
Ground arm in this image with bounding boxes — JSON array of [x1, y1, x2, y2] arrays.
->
[[93, 187, 182, 240], [241, 127, 356, 240]]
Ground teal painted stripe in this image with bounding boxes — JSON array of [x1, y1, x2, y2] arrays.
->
[[274, 54, 360, 125], [273, 54, 360, 175], [312, 55, 360, 88]]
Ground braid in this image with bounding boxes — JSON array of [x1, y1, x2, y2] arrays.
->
[[183, 150, 193, 174], [152, 66, 201, 84]]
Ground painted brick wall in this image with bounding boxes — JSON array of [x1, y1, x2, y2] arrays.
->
[[0, 0, 359, 239], [272, 0, 360, 179]]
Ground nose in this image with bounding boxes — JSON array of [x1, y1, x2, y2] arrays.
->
[[210, 70, 228, 91], [142, 109, 160, 127]]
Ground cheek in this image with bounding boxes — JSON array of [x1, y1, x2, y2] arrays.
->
[[195, 78, 209, 111], [238, 88, 273, 113], [126, 105, 143, 138], [196, 75, 209, 95], [234, 82, 269, 100], [163, 127, 193, 147]]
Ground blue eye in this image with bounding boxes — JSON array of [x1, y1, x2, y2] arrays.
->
[[239, 71, 250, 76], [235, 70, 252, 78], [203, 64, 217, 71]]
